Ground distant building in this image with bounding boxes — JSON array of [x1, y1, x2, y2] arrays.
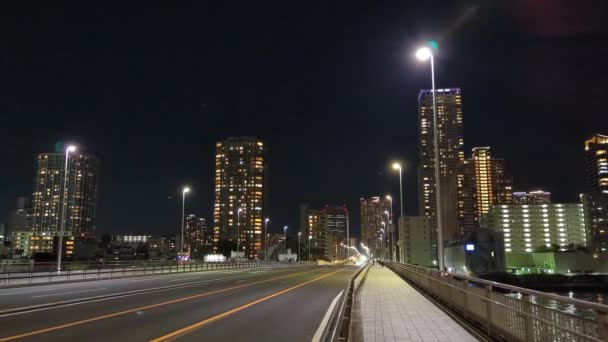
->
[[6, 197, 34, 253], [30, 149, 99, 255], [583, 134, 608, 252], [324, 204, 349, 260], [512, 191, 551, 205], [112, 234, 151, 247], [418, 88, 464, 243], [360, 197, 391, 259], [302, 208, 328, 259], [398, 216, 434, 267], [444, 230, 505, 276], [481, 204, 587, 254], [185, 215, 211, 258], [459, 147, 513, 234], [212, 137, 265, 259], [585, 134, 608, 194]]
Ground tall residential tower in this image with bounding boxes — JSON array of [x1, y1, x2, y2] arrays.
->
[[418, 88, 464, 242], [212, 137, 265, 258]]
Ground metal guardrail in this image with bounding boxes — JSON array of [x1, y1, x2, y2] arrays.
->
[[322, 263, 370, 342], [0, 261, 302, 288], [386, 261, 608, 342]]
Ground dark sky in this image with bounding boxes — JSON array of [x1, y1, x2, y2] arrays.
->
[[1, 1, 607, 238]]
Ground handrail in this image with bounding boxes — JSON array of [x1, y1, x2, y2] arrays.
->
[[391, 261, 608, 313], [386, 261, 608, 342]]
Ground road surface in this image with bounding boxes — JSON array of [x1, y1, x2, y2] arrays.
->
[[0, 265, 357, 342]]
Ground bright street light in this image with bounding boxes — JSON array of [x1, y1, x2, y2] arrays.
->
[[283, 226, 288, 255], [298, 232, 302, 262], [57, 145, 77, 272], [416, 47, 432, 61], [392, 162, 401, 170]]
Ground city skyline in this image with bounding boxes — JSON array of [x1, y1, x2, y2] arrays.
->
[[1, 3, 607, 237]]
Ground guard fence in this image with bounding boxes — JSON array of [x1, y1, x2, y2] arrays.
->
[[386, 261, 608, 342], [1, 260, 301, 287]]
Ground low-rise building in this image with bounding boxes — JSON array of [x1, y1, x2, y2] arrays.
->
[[481, 203, 587, 253], [398, 216, 434, 267], [444, 230, 505, 275]]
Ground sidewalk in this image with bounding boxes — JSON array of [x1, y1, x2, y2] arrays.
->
[[357, 265, 477, 342]]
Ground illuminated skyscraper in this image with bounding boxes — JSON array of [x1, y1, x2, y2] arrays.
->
[[585, 134, 608, 194], [360, 197, 391, 258], [324, 204, 348, 260], [212, 137, 264, 258], [29, 150, 98, 255], [459, 147, 513, 233], [185, 215, 211, 258], [583, 134, 608, 252], [418, 88, 464, 242]]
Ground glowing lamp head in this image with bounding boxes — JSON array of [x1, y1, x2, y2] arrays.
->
[[67, 145, 77, 153], [183, 187, 191, 194], [416, 47, 432, 61], [283, 226, 288, 232], [237, 208, 243, 213], [309, 235, 312, 240], [298, 232, 302, 237], [265, 218, 270, 223], [386, 195, 392, 200], [392, 162, 402, 170]]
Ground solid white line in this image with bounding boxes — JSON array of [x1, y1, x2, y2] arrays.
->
[[31, 288, 108, 298], [0, 270, 291, 317], [0, 288, 60, 296], [311, 290, 343, 342], [129, 277, 163, 282]]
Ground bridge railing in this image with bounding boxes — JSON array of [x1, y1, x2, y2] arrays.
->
[[386, 261, 608, 342], [0, 260, 304, 288]]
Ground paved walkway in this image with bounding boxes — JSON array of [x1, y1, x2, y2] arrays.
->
[[358, 265, 477, 342]]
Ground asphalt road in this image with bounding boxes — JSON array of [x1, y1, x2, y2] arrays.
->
[[0, 265, 358, 342]]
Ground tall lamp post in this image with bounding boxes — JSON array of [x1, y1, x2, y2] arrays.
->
[[264, 218, 270, 261], [298, 232, 302, 262], [416, 45, 444, 272], [237, 208, 243, 262], [180, 187, 191, 260], [386, 195, 394, 261], [392, 163, 404, 263], [57, 145, 76, 272], [380, 223, 386, 259], [384, 210, 392, 261], [283, 226, 288, 255], [308, 235, 312, 261]]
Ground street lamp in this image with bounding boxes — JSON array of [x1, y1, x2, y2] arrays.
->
[[416, 45, 444, 272], [180, 187, 191, 260], [264, 218, 270, 261], [308, 235, 312, 261], [381, 222, 386, 259], [384, 210, 392, 261], [237, 208, 243, 262], [283, 226, 288, 255], [298, 232, 302, 262], [57, 145, 76, 272]]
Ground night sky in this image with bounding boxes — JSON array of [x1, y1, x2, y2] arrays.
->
[[1, 1, 607, 238]]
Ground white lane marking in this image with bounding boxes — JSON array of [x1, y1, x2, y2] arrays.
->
[[31, 288, 108, 298], [129, 277, 163, 282], [0, 288, 60, 296], [311, 290, 344, 342], [0, 269, 295, 317], [235, 280, 246, 283]]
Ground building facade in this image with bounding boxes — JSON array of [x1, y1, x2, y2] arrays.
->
[[583, 134, 608, 252], [482, 204, 587, 254], [185, 215, 211, 258], [30, 150, 99, 255], [324, 204, 349, 260], [418, 88, 464, 243], [459, 147, 513, 234], [360, 197, 391, 259], [512, 190, 551, 205], [212, 137, 265, 258], [398, 216, 434, 267]]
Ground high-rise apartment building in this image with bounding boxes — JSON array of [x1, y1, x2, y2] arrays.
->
[[185, 215, 210, 258], [212, 137, 265, 259], [585, 134, 608, 194], [360, 197, 391, 258], [302, 208, 328, 259], [30, 150, 99, 255], [583, 134, 608, 252], [512, 190, 551, 205], [459, 147, 513, 233], [418, 88, 464, 243], [482, 204, 587, 253], [324, 204, 348, 260]]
